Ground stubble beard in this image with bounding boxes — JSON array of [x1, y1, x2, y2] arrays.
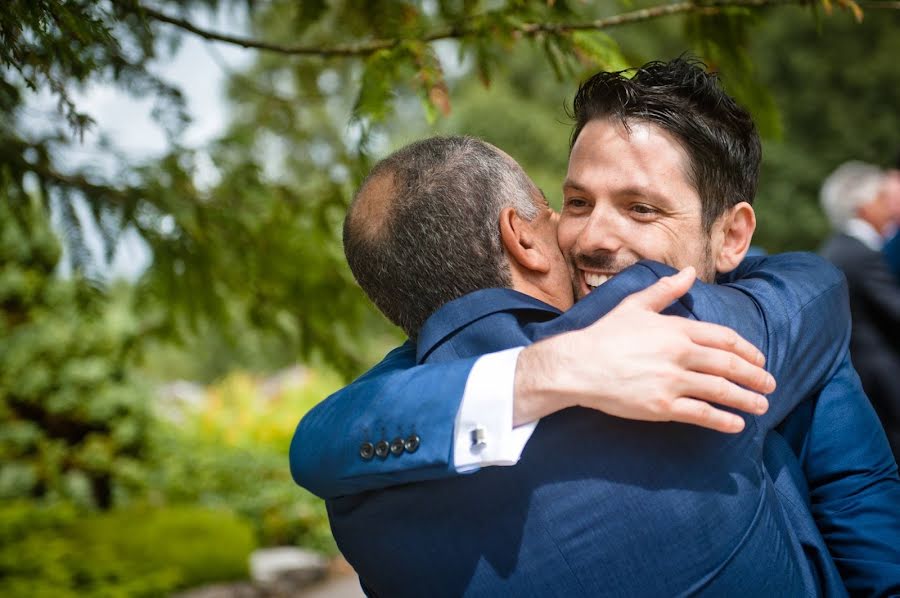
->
[[569, 241, 718, 302]]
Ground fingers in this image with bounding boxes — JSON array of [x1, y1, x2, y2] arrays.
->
[[668, 397, 747, 434], [683, 345, 775, 395], [677, 371, 769, 416], [622, 266, 696, 313], [682, 320, 767, 369]]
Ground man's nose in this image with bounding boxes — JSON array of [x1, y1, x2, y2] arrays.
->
[[578, 207, 625, 254]]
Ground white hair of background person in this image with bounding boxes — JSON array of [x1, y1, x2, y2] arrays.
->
[[820, 160, 887, 229]]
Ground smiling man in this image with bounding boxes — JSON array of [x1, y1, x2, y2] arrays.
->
[[291, 59, 900, 595], [560, 67, 759, 293], [563, 119, 739, 290]]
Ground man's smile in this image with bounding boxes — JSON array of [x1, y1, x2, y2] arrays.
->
[[581, 270, 616, 293]]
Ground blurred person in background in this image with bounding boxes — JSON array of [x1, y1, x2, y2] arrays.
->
[[820, 161, 900, 462], [882, 152, 900, 280]]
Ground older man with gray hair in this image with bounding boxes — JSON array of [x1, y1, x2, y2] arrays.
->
[[820, 160, 900, 461]]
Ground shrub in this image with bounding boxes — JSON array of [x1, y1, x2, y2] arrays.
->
[[176, 368, 343, 452], [0, 501, 256, 597], [0, 194, 151, 509], [148, 364, 339, 553], [146, 427, 336, 554]]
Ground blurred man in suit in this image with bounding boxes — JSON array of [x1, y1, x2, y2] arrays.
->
[[820, 161, 900, 461]]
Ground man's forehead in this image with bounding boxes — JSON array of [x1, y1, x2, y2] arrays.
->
[[565, 119, 695, 199]]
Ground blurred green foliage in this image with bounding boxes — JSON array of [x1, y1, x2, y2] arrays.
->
[[146, 369, 341, 552], [3, 2, 900, 594], [147, 432, 336, 554], [751, 8, 900, 252], [0, 193, 333, 595], [0, 501, 255, 598], [4, 0, 893, 377], [0, 188, 150, 509]]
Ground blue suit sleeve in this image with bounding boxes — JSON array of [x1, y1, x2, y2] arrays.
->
[[712, 252, 851, 431], [650, 254, 900, 592], [289, 342, 477, 499], [292, 253, 850, 499], [641, 252, 850, 431], [778, 357, 900, 596]]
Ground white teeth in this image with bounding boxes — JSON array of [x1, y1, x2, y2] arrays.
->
[[585, 273, 610, 288]]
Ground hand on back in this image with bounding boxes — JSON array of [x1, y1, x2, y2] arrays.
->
[[514, 267, 775, 433]]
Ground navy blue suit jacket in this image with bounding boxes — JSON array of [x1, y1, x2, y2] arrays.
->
[[292, 254, 900, 596], [822, 233, 900, 465], [884, 230, 900, 281]]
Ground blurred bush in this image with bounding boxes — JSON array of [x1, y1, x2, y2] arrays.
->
[[0, 190, 151, 509], [148, 368, 340, 554], [147, 433, 336, 554], [0, 192, 326, 596], [178, 369, 342, 450], [0, 501, 255, 597]]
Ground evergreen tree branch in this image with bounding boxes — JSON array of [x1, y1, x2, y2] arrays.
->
[[135, 0, 900, 58], [21, 152, 135, 204]]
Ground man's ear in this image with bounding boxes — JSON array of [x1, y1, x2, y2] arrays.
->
[[499, 207, 551, 274], [715, 202, 756, 273]]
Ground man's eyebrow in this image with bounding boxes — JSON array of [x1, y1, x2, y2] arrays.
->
[[615, 185, 673, 205], [562, 179, 589, 193]]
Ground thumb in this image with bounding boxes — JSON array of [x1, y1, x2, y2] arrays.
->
[[623, 266, 696, 313]]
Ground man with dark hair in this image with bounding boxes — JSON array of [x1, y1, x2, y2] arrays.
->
[[292, 59, 900, 595], [330, 133, 849, 596], [562, 58, 761, 289], [568, 59, 760, 238]]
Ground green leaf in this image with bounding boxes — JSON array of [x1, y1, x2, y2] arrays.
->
[[352, 48, 402, 124], [571, 31, 630, 72]]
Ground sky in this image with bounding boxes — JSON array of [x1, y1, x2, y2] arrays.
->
[[32, 4, 253, 280], [28, 4, 469, 281]]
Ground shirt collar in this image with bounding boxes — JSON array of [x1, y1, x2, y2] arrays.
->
[[843, 218, 884, 251], [415, 288, 561, 363]]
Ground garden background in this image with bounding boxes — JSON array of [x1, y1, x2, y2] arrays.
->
[[3, 0, 900, 595]]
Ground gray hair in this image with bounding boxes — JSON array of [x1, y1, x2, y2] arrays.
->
[[820, 161, 886, 229], [344, 136, 541, 339]]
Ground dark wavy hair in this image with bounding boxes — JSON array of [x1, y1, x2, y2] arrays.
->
[[570, 57, 761, 230]]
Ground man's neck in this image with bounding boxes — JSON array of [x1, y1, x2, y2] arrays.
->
[[513, 283, 569, 312]]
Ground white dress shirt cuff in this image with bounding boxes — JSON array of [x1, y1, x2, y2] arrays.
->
[[453, 347, 537, 472]]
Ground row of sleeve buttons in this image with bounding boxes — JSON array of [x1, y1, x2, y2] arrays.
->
[[359, 434, 420, 460]]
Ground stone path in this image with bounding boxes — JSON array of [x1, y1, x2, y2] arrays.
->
[[298, 574, 364, 598]]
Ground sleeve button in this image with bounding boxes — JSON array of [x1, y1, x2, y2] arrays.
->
[[359, 442, 375, 460], [404, 434, 420, 453], [390, 437, 405, 456], [374, 440, 390, 458]]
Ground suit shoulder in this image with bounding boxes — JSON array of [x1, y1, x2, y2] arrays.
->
[[743, 251, 846, 294]]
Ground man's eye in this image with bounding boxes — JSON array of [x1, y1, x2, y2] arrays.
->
[[565, 197, 588, 209], [630, 204, 659, 218]]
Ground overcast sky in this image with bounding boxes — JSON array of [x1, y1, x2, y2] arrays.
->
[[34, 5, 253, 279]]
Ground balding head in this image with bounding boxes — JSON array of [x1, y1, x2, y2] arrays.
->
[[346, 170, 397, 245], [343, 136, 541, 339]]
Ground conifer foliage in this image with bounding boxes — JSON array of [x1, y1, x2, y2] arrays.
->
[[0, 188, 149, 509]]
